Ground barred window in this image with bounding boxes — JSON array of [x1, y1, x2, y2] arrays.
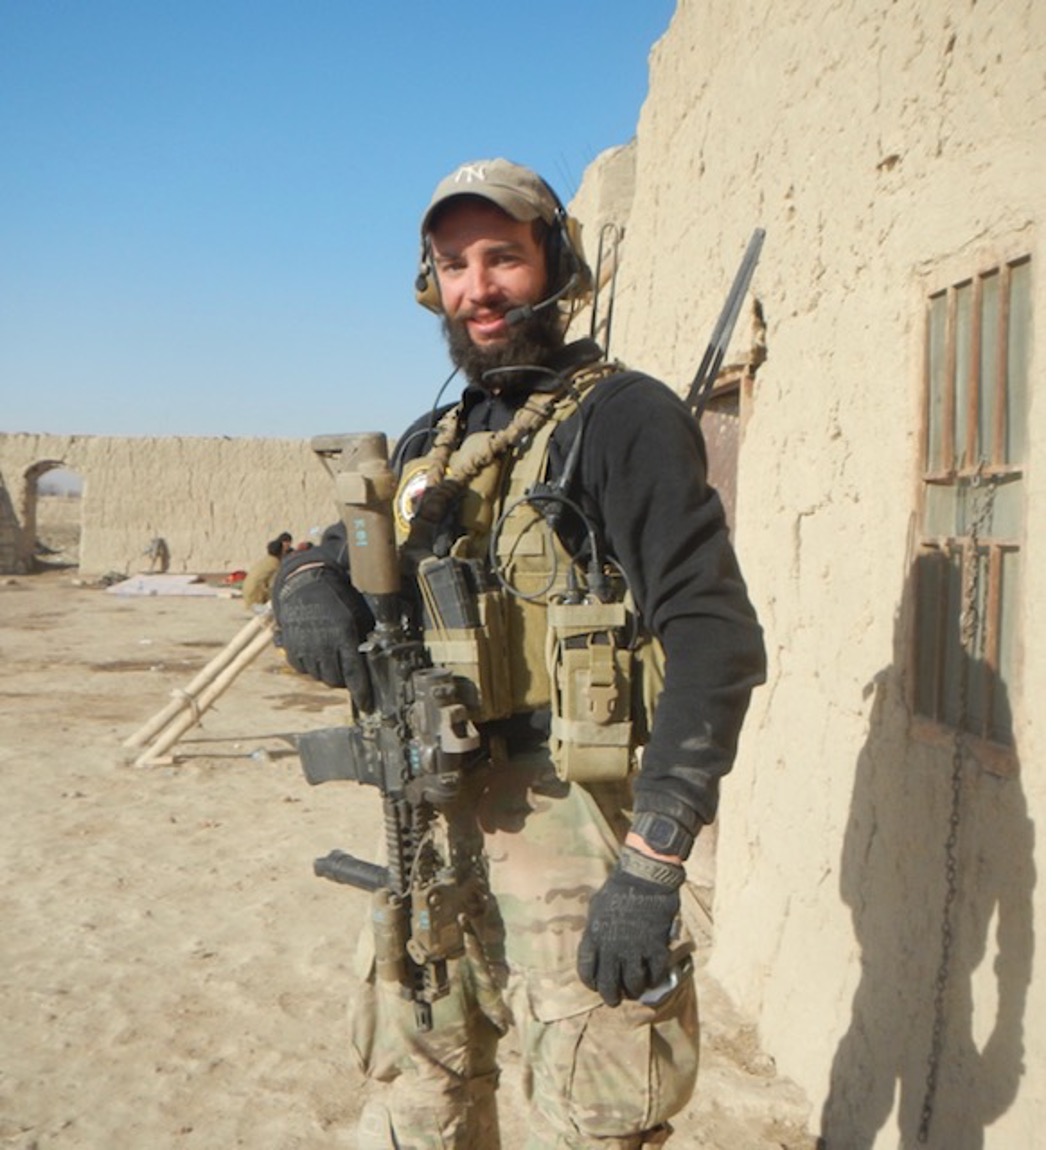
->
[[913, 256, 1030, 752]]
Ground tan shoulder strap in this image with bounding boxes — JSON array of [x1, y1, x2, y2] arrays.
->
[[424, 360, 620, 490], [404, 361, 620, 555]]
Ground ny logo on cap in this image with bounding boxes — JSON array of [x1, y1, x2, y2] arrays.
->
[[453, 163, 489, 184]]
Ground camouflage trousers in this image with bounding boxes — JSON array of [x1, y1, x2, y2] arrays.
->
[[348, 748, 700, 1149]]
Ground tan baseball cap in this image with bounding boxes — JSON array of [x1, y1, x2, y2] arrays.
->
[[421, 158, 560, 234]]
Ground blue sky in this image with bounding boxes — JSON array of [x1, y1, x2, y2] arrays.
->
[[1, 2, 674, 441]]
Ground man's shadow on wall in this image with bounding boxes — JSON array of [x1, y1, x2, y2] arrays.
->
[[820, 557, 1035, 1149]]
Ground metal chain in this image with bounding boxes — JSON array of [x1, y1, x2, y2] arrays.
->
[[917, 466, 996, 1143]]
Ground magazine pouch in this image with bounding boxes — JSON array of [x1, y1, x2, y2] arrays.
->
[[419, 554, 513, 724], [546, 597, 635, 783]]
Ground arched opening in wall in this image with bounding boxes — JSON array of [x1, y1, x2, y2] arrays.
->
[[28, 463, 84, 571]]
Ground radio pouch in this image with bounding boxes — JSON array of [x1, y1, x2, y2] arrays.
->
[[546, 597, 635, 783]]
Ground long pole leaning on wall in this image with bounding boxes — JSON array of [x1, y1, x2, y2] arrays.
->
[[686, 228, 766, 420], [589, 222, 622, 359], [123, 607, 276, 767]]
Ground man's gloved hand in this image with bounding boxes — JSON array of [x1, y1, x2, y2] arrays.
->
[[271, 549, 374, 711], [577, 846, 684, 1007]]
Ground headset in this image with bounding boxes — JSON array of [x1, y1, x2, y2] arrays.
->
[[414, 179, 593, 318]]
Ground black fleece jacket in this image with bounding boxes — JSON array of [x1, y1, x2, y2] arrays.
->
[[361, 338, 766, 837]]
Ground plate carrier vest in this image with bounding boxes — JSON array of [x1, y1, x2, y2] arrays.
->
[[393, 362, 664, 783]]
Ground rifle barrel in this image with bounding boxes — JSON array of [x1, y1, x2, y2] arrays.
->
[[686, 227, 766, 419]]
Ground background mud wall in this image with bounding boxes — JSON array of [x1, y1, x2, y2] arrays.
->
[[0, 434, 337, 576]]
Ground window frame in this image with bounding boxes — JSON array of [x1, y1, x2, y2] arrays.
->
[[909, 251, 1030, 777]]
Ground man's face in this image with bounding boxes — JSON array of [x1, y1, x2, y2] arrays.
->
[[429, 199, 549, 348], [428, 198, 565, 387]]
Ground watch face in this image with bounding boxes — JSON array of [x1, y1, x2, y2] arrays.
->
[[635, 812, 691, 857], [645, 815, 678, 850]]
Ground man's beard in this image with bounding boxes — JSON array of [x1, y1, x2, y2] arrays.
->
[[442, 306, 565, 391]]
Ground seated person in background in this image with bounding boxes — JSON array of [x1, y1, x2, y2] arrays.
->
[[242, 533, 292, 609]]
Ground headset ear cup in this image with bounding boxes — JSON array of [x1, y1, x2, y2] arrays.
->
[[548, 213, 593, 308], [415, 256, 442, 314], [538, 175, 591, 303], [562, 215, 593, 301]]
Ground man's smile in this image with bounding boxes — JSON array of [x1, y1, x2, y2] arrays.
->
[[465, 310, 511, 342]]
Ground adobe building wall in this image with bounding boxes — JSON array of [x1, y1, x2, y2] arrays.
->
[[0, 433, 338, 576], [570, 0, 1044, 1146]]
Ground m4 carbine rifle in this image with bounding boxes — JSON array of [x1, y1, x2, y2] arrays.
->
[[296, 432, 486, 1032]]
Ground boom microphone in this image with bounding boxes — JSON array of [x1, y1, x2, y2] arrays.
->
[[504, 272, 579, 326]]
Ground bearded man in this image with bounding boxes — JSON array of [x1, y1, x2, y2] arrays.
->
[[273, 158, 766, 1149]]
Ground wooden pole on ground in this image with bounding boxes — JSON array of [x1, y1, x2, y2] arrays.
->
[[125, 609, 278, 767], [123, 609, 274, 749]]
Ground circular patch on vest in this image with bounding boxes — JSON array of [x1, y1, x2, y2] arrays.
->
[[394, 458, 434, 540]]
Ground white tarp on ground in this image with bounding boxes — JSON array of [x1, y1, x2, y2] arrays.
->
[[105, 574, 222, 597]]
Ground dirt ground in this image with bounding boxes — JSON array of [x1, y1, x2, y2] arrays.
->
[[0, 564, 816, 1149]]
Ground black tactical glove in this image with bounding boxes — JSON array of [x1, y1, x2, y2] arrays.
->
[[577, 846, 684, 1007], [271, 549, 375, 711]]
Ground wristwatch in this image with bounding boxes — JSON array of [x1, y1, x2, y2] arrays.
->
[[630, 811, 695, 861]]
